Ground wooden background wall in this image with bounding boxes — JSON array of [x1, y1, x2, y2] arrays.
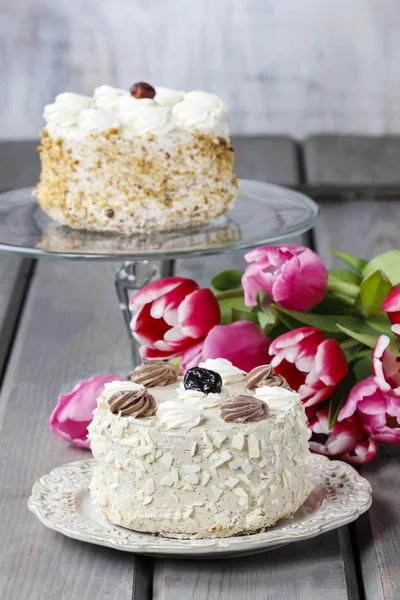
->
[[1, 0, 399, 139]]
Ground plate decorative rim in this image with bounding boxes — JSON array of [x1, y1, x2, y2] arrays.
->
[[28, 454, 372, 556]]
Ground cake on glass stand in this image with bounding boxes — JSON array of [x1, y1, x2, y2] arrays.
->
[[0, 180, 318, 365]]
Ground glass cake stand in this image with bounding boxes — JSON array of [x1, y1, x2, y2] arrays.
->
[[0, 180, 318, 365]]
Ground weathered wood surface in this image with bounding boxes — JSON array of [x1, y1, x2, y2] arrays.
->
[[2, 1, 400, 139], [304, 136, 400, 185], [153, 532, 352, 600], [0, 141, 40, 191], [0, 260, 148, 600], [309, 137, 400, 600]]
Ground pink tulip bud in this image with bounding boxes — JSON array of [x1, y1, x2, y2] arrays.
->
[[339, 376, 400, 445], [242, 244, 328, 311], [180, 321, 271, 373], [269, 327, 348, 407], [382, 284, 400, 338], [372, 335, 400, 396], [130, 277, 221, 360], [308, 405, 379, 465], [48, 374, 123, 448]]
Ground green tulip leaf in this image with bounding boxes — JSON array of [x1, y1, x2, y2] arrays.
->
[[232, 308, 260, 324], [328, 371, 356, 429], [327, 273, 359, 299], [218, 296, 248, 325], [363, 249, 400, 285], [357, 269, 392, 316], [329, 268, 362, 285], [273, 306, 381, 338], [336, 325, 378, 349], [257, 310, 278, 332], [333, 251, 367, 275], [353, 354, 373, 382], [312, 293, 356, 315], [365, 316, 394, 337], [211, 270, 244, 292]]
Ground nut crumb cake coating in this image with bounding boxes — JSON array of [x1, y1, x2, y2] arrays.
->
[[88, 360, 312, 539], [36, 83, 239, 233]]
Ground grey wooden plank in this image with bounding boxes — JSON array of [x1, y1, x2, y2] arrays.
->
[[304, 136, 400, 185], [232, 136, 299, 184], [0, 140, 40, 190], [312, 191, 400, 600], [0, 258, 34, 388], [0, 260, 147, 600], [153, 532, 351, 600]]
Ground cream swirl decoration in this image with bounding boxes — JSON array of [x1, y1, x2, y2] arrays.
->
[[43, 92, 92, 127], [78, 108, 119, 133], [198, 358, 245, 385], [220, 394, 269, 423], [177, 384, 223, 409], [44, 84, 229, 138], [156, 401, 203, 429], [154, 87, 184, 107], [93, 85, 129, 111], [129, 360, 178, 387], [108, 389, 156, 418], [246, 364, 291, 391], [255, 386, 300, 413], [118, 96, 173, 135]]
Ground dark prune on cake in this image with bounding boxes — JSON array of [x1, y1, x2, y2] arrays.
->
[[183, 367, 223, 394]]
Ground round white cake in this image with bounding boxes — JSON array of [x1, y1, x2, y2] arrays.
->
[[88, 359, 312, 538]]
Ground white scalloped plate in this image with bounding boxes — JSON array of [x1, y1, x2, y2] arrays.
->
[[28, 455, 372, 558]]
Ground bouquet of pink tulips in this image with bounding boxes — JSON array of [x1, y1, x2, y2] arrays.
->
[[129, 244, 400, 465]]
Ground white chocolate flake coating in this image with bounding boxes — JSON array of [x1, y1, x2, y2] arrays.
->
[[89, 374, 312, 538]]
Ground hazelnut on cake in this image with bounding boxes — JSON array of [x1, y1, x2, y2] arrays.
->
[[88, 359, 312, 539], [35, 83, 239, 233]]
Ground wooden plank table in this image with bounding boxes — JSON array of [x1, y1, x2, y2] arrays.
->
[[0, 137, 399, 599]]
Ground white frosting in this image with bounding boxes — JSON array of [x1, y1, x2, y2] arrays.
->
[[156, 401, 203, 429], [118, 96, 173, 135], [43, 85, 229, 139], [103, 380, 144, 393], [255, 386, 300, 413], [199, 358, 246, 385], [94, 85, 129, 111], [177, 385, 223, 409], [155, 87, 184, 107], [184, 91, 226, 116], [43, 93, 92, 127], [77, 108, 119, 133]]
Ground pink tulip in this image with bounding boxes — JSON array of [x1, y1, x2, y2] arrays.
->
[[339, 376, 400, 444], [269, 327, 348, 407], [382, 284, 400, 338], [49, 374, 123, 449], [372, 335, 400, 396], [308, 405, 379, 465], [130, 277, 220, 360], [180, 321, 271, 373], [242, 244, 328, 311]]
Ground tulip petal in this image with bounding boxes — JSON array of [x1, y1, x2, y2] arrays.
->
[[179, 289, 220, 338], [130, 277, 196, 309], [48, 373, 123, 449]]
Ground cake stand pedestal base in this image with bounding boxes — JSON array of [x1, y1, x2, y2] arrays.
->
[[115, 259, 175, 367]]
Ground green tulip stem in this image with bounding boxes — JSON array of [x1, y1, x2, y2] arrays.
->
[[214, 289, 245, 300], [327, 278, 360, 299]]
